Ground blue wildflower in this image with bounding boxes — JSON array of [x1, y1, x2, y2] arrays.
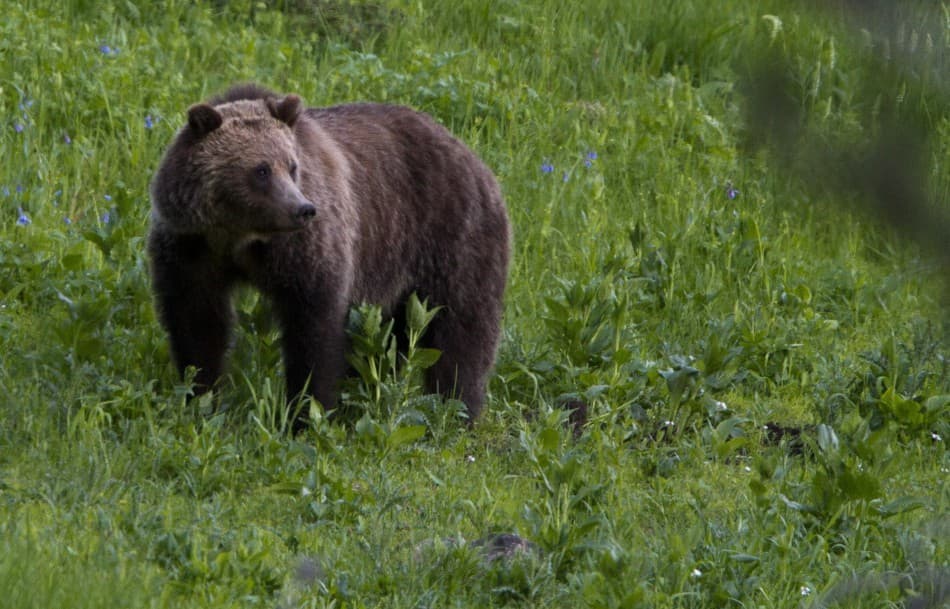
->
[[14, 123, 24, 133], [541, 162, 554, 174], [64, 217, 72, 225], [63, 133, 72, 144], [54, 190, 62, 197], [584, 151, 597, 168], [16, 209, 30, 226], [16, 185, 23, 194], [562, 171, 570, 183], [100, 44, 113, 55], [102, 211, 111, 224], [725, 183, 739, 200], [103, 194, 112, 201], [145, 115, 155, 129]]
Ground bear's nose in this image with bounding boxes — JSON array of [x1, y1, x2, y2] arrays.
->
[[295, 203, 317, 219]]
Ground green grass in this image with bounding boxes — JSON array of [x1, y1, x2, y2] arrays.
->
[[1, 0, 948, 607]]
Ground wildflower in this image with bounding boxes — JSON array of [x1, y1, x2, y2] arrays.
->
[[691, 568, 702, 578], [465, 455, 475, 463], [16, 185, 23, 194], [562, 171, 570, 182], [103, 194, 112, 201], [101, 211, 111, 224], [99, 44, 119, 56], [19, 99, 34, 111], [933, 432, 943, 442], [63, 133, 72, 144], [541, 162, 554, 174], [63, 217, 72, 225], [725, 182, 739, 199], [584, 151, 597, 168], [145, 115, 155, 129], [16, 209, 30, 226], [14, 123, 24, 133], [800, 586, 812, 596]]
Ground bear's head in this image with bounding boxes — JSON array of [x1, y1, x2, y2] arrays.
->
[[154, 95, 317, 237]]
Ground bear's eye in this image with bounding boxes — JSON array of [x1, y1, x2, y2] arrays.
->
[[254, 163, 271, 180], [289, 162, 299, 180]]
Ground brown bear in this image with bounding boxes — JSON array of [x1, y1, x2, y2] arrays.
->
[[148, 84, 510, 427]]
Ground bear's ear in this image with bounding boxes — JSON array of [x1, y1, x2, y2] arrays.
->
[[187, 104, 223, 137], [268, 95, 303, 127]]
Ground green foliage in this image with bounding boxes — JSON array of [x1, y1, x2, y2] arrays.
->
[[343, 293, 442, 415], [1, 0, 948, 607], [338, 293, 466, 449]]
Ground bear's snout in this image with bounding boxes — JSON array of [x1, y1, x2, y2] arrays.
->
[[295, 202, 317, 220]]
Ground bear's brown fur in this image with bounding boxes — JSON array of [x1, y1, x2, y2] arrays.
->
[[148, 84, 510, 426]]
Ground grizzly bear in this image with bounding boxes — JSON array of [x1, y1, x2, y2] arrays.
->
[[148, 84, 510, 426]]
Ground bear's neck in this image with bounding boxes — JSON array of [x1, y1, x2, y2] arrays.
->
[[205, 229, 272, 275]]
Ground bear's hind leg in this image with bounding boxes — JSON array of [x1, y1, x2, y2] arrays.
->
[[423, 304, 501, 422]]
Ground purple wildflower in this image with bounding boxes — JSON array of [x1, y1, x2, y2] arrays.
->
[[541, 162, 554, 174], [14, 123, 24, 133], [585, 151, 597, 167], [103, 194, 112, 201], [16, 185, 23, 194], [16, 209, 30, 226], [562, 171, 570, 183], [725, 183, 739, 200], [101, 211, 111, 224], [64, 217, 72, 225], [63, 133, 72, 144], [145, 115, 155, 129]]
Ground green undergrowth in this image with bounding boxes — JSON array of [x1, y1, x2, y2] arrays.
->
[[1, 0, 948, 607]]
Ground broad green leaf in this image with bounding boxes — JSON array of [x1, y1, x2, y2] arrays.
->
[[388, 424, 427, 448]]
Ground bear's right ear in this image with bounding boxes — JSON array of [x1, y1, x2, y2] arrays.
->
[[187, 104, 223, 137], [268, 95, 303, 127]]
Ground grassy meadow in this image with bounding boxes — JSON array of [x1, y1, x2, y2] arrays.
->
[[1, 0, 948, 607]]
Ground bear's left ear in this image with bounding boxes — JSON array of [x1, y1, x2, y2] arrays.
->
[[268, 95, 303, 127], [187, 104, 223, 137]]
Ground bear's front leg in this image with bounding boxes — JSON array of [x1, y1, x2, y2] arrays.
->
[[148, 231, 236, 395], [273, 290, 349, 423]]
